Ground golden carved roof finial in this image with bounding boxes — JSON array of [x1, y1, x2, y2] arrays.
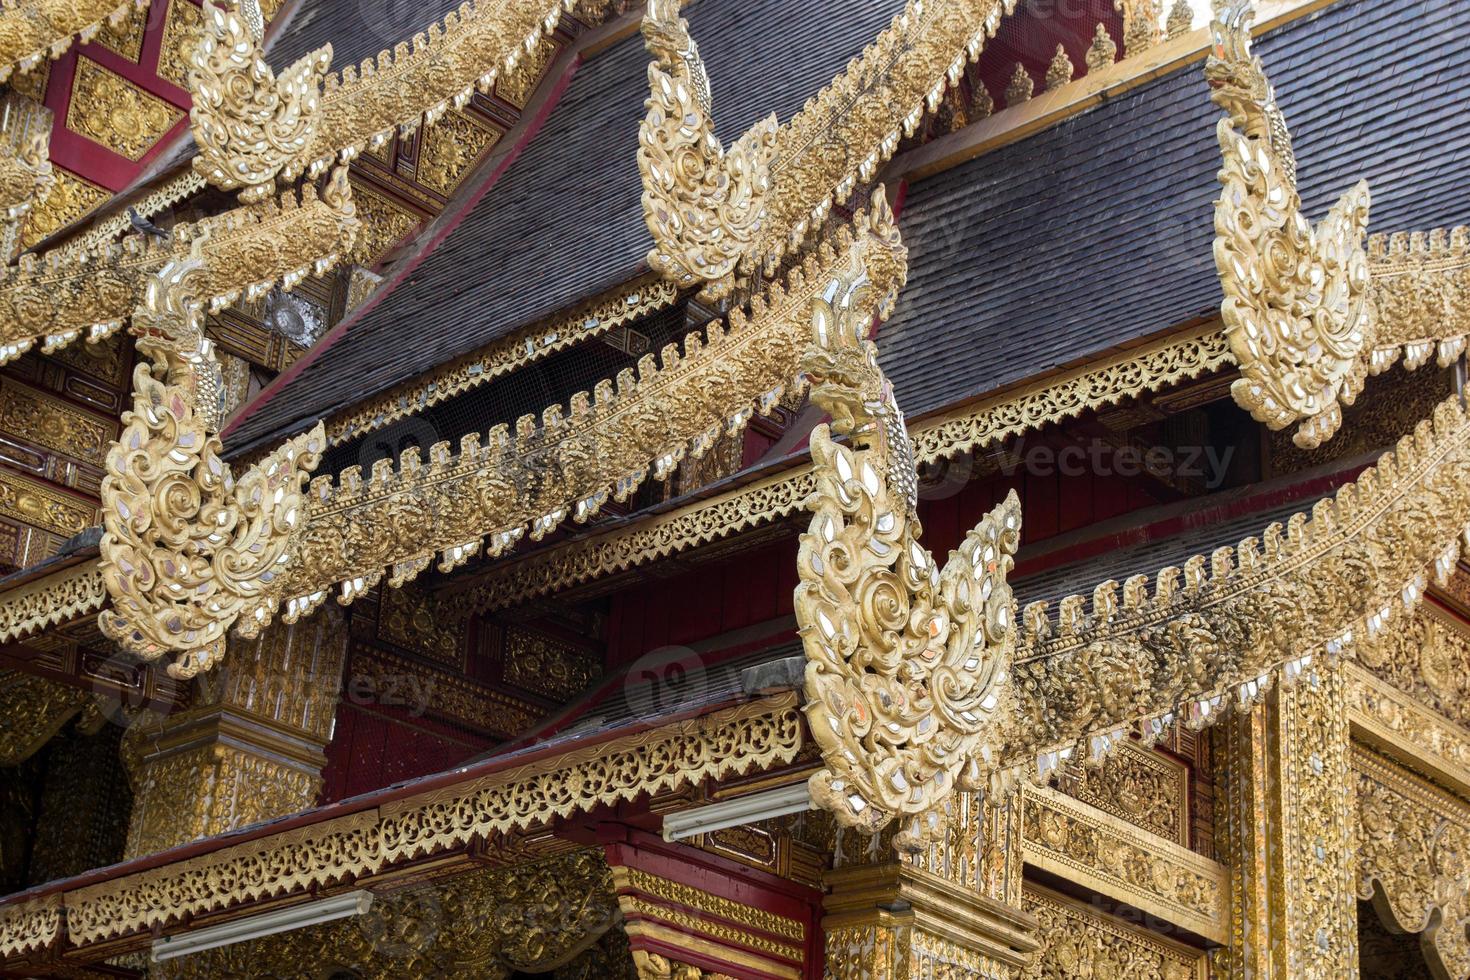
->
[[99, 246, 325, 679], [794, 195, 1020, 852], [638, 0, 777, 302], [1207, 0, 1374, 449], [1085, 23, 1118, 74], [189, 0, 331, 202], [1045, 44, 1074, 91]]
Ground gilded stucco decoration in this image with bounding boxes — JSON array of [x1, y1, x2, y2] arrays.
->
[[1021, 884, 1205, 980], [1208, 1, 1374, 450], [1356, 747, 1470, 980], [0, 0, 145, 84], [794, 215, 1024, 851], [189, 0, 331, 202], [1013, 392, 1470, 776], [0, 167, 358, 364], [66, 56, 185, 161], [638, 0, 775, 301], [280, 200, 906, 612], [98, 254, 325, 679], [187, 0, 576, 193]]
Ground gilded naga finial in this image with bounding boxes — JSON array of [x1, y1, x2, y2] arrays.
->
[[1207, 0, 1374, 449], [189, 0, 331, 202], [793, 199, 1019, 852], [98, 250, 324, 679], [638, 0, 776, 302]]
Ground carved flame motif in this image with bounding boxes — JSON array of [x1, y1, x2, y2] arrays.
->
[[794, 222, 1020, 852], [190, 0, 331, 202], [1208, 1, 1374, 450], [638, 0, 776, 302], [99, 254, 324, 679]]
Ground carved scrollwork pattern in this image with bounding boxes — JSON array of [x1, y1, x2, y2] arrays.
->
[[0, 0, 144, 83], [1208, 1, 1374, 450], [99, 255, 325, 679], [189, 0, 331, 202], [638, 0, 775, 301], [1355, 748, 1470, 980], [793, 204, 1026, 851]]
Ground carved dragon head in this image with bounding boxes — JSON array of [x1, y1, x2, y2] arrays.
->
[[1205, 0, 1296, 187]]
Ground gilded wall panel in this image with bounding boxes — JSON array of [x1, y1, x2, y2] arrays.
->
[[417, 110, 500, 197], [348, 180, 422, 267], [65, 57, 183, 160], [0, 378, 113, 464], [502, 624, 600, 701], [0, 469, 96, 537], [1056, 740, 1190, 847], [156, 0, 203, 89], [1021, 784, 1225, 943], [1020, 884, 1207, 980], [1355, 605, 1470, 730]]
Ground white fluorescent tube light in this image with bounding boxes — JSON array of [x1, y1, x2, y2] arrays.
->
[[151, 890, 374, 962], [662, 783, 813, 841]]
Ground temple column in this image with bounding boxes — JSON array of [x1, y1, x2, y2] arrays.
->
[[123, 608, 347, 857], [1215, 657, 1359, 979], [822, 791, 1038, 979]]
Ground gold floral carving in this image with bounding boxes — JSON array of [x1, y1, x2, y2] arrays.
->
[[1020, 884, 1205, 980], [20, 165, 109, 249], [345, 178, 420, 266], [1353, 604, 1470, 730], [1012, 392, 1470, 772], [66, 56, 184, 161], [150, 850, 621, 978], [0, 378, 113, 464], [0, 893, 57, 959], [0, 168, 357, 364], [0, 94, 53, 252], [1355, 746, 1470, 980], [503, 625, 599, 700], [1367, 228, 1470, 368], [326, 277, 678, 447], [0, 670, 89, 767], [1021, 784, 1225, 942], [456, 326, 1231, 614], [350, 642, 540, 736], [417, 109, 500, 197], [285, 201, 906, 608], [0, 467, 96, 536], [637, 0, 775, 301], [0, 0, 144, 84], [1208, 2, 1373, 450], [0, 564, 107, 642], [1056, 739, 1188, 845], [156, 0, 202, 88], [98, 256, 326, 679], [189, 0, 331, 202], [1345, 662, 1470, 794], [496, 34, 557, 108], [57, 695, 800, 947], [794, 221, 1024, 850], [187, 0, 574, 193]]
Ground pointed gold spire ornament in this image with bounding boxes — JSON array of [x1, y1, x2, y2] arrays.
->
[[98, 246, 324, 679], [1045, 44, 1074, 90], [1004, 62, 1033, 106], [1115, 0, 1162, 57], [1166, 0, 1194, 38], [1085, 23, 1118, 74], [793, 213, 1021, 852], [637, 0, 776, 302], [1207, 0, 1373, 449]]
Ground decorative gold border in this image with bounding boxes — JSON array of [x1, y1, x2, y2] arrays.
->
[[0, 564, 106, 643]]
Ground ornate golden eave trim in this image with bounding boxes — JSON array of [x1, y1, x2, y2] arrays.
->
[[0, 563, 106, 643], [1346, 659, 1470, 800], [1013, 391, 1470, 774], [0, 0, 144, 83], [279, 200, 907, 614], [322, 276, 680, 448], [0, 171, 358, 364], [41, 693, 801, 951], [0, 893, 57, 960], [190, 0, 577, 196], [454, 325, 1232, 613]]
